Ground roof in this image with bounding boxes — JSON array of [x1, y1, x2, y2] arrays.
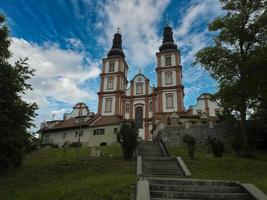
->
[[39, 115, 122, 133], [40, 117, 94, 133], [90, 115, 122, 127]]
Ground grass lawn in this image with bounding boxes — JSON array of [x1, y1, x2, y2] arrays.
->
[[0, 145, 136, 200], [168, 145, 267, 194]]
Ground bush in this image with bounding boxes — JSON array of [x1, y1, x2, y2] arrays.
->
[[209, 137, 224, 157], [117, 120, 138, 160], [68, 142, 82, 148], [183, 134, 196, 159]]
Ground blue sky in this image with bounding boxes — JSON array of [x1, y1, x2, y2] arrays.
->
[[0, 0, 223, 129]]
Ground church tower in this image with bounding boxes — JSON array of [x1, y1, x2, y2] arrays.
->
[[156, 25, 184, 116], [97, 31, 128, 117]]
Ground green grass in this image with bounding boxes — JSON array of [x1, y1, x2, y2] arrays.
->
[[168, 145, 267, 194], [0, 145, 136, 200]]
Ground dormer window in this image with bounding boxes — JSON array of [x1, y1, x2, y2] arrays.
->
[[136, 83, 143, 94], [165, 56, 171, 66], [165, 71, 173, 85], [109, 62, 115, 72]]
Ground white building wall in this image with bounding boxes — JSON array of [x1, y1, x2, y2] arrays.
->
[[42, 125, 119, 147], [192, 99, 206, 115], [171, 54, 175, 66], [208, 101, 220, 117]]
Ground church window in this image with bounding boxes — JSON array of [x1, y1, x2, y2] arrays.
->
[[165, 71, 173, 85], [165, 56, 171, 66], [126, 103, 130, 113], [109, 62, 115, 72], [166, 94, 174, 109], [149, 101, 153, 112], [44, 134, 50, 143], [105, 98, 112, 112], [136, 83, 143, 94], [93, 129, 105, 135], [114, 128, 118, 134], [107, 77, 113, 90]]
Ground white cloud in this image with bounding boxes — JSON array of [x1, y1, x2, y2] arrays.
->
[[174, 0, 222, 37], [98, 0, 170, 70], [9, 37, 101, 128]]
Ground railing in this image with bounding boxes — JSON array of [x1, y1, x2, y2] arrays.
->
[[154, 133, 169, 157]]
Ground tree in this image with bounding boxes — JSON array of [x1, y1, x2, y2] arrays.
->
[[117, 120, 138, 160], [183, 134, 196, 159], [0, 15, 37, 168], [195, 0, 267, 157]]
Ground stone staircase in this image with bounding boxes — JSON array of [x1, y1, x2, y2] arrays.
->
[[143, 157, 184, 177], [149, 178, 253, 200], [138, 142, 185, 178], [136, 141, 267, 200]]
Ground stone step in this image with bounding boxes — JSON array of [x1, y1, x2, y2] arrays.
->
[[150, 184, 244, 193], [151, 198, 201, 200], [150, 191, 250, 200], [148, 179, 239, 187]]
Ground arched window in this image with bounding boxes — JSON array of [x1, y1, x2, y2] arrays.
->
[[126, 103, 130, 113], [107, 77, 113, 90], [136, 83, 143, 94], [166, 94, 174, 109], [149, 101, 153, 112], [109, 62, 115, 72], [105, 98, 112, 112], [165, 56, 171, 66], [165, 71, 173, 85], [135, 106, 143, 128]]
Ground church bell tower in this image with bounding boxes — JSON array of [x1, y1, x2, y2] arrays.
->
[[156, 25, 184, 114], [97, 30, 128, 117]]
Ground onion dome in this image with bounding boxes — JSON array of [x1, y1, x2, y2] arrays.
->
[[159, 25, 178, 52]]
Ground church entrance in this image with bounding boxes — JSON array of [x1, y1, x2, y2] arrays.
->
[[135, 107, 143, 128]]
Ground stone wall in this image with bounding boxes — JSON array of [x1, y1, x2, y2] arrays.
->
[[158, 123, 234, 147]]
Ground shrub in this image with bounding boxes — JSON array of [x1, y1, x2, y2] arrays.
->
[[68, 142, 82, 148], [117, 120, 138, 160], [183, 134, 196, 159], [209, 137, 224, 157]]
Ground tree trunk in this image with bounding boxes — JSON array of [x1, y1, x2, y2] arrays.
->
[[240, 105, 253, 158]]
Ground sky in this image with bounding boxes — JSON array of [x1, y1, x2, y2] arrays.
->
[[0, 0, 224, 130]]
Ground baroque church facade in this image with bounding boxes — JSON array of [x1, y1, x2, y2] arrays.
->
[[39, 25, 221, 146], [96, 25, 185, 141]]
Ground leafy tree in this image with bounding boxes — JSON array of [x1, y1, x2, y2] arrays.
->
[[0, 15, 37, 168], [183, 134, 196, 159], [195, 0, 267, 157], [117, 120, 138, 160]]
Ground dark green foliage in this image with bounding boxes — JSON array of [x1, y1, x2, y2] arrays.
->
[[195, 0, 267, 157], [0, 15, 37, 168], [68, 142, 82, 148], [117, 120, 138, 160], [209, 137, 224, 157], [183, 134, 196, 159], [24, 133, 41, 153]]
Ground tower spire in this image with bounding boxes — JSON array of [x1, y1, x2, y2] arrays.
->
[[159, 24, 178, 52], [107, 29, 125, 57]]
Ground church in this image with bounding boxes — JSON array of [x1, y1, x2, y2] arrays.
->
[[39, 25, 221, 147]]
